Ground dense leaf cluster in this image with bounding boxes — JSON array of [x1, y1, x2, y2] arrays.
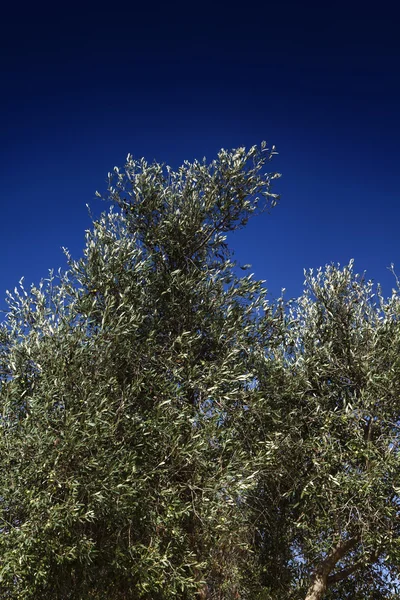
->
[[0, 145, 399, 599]]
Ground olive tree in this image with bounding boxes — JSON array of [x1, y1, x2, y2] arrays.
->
[[251, 262, 400, 600], [0, 144, 280, 599]]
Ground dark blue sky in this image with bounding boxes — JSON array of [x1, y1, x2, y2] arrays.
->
[[1, 3, 399, 308]]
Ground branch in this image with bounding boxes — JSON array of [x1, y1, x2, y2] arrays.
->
[[319, 536, 359, 575], [305, 537, 359, 600], [327, 560, 363, 583], [327, 548, 381, 584]]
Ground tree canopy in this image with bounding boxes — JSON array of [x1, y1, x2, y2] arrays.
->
[[0, 144, 399, 599], [251, 263, 400, 599]]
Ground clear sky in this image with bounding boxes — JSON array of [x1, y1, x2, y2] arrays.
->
[[1, 3, 399, 308]]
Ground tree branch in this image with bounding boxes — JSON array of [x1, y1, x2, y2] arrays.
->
[[327, 547, 381, 584], [305, 536, 359, 600]]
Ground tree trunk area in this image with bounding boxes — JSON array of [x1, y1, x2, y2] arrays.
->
[[305, 573, 329, 600], [304, 537, 358, 600]]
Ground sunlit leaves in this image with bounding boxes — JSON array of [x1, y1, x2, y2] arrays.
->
[[252, 262, 400, 599], [0, 144, 279, 599]]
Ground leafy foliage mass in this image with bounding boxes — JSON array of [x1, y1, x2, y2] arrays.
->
[[0, 144, 399, 599]]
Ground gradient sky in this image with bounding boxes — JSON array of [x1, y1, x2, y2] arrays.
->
[[1, 3, 399, 311]]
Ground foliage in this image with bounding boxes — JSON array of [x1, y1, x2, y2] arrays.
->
[[250, 262, 400, 599], [1, 143, 399, 600], [0, 144, 279, 599]]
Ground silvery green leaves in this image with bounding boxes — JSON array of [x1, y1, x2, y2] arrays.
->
[[252, 262, 400, 599], [101, 144, 280, 274], [2, 142, 399, 599], [0, 144, 279, 599]]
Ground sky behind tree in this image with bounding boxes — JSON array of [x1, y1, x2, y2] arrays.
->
[[1, 3, 399, 307]]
